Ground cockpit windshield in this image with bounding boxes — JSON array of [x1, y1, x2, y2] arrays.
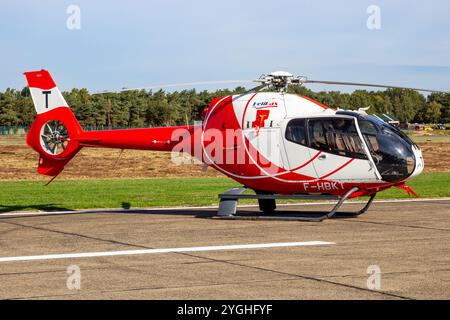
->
[[357, 115, 416, 182]]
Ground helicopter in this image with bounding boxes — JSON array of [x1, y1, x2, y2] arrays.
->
[[23, 70, 448, 221]]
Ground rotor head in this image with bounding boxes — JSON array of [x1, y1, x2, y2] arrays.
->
[[256, 71, 294, 92]]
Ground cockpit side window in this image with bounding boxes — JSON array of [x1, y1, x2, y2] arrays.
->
[[285, 118, 307, 146], [307, 118, 367, 159], [358, 120, 380, 152]]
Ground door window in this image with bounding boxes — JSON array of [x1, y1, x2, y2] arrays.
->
[[285, 118, 307, 146]]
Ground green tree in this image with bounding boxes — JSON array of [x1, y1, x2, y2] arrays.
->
[[0, 89, 20, 125], [416, 101, 442, 123], [428, 93, 450, 123], [385, 89, 425, 123]]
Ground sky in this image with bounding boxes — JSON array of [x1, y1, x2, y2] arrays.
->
[[1, 0, 450, 93]]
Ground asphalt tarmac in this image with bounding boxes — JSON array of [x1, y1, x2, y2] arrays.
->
[[1, 198, 449, 300]]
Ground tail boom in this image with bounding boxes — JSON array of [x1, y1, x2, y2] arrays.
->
[[76, 126, 195, 151]]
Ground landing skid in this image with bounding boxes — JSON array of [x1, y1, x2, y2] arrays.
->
[[217, 187, 376, 222]]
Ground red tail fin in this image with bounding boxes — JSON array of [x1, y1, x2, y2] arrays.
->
[[24, 70, 83, 176]]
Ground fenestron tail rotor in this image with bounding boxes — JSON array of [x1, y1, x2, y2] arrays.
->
[[40, 120, 70, 156]]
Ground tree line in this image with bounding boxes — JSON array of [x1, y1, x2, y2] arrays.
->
[[0, 86, 449, 128]]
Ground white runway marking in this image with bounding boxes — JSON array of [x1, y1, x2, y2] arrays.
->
[[1, 197, 449, 217], [0, 241, 334, 263]]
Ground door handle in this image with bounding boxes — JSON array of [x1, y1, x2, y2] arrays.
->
[[318, 154, 327, 160]]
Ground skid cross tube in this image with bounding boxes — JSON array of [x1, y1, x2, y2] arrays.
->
[[217, 187, 375, 221]]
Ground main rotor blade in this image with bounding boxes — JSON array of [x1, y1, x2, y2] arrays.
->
[[303, 79, 450, 94], [93, 80, 255, 94]]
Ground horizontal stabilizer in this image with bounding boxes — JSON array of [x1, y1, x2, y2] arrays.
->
[[37, 156, 71, 176]]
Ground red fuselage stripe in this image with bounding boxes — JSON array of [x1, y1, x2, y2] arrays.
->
[[289, 151, 322, 172], [240, 93, 259, 128], [319, 158, 355, 180], [301, 96, 330, 110]]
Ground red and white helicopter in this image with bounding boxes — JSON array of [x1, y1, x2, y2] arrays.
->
[[24, 70, 446, 221]]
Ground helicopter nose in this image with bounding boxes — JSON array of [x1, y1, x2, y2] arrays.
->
[[409, 145, 424, 179]]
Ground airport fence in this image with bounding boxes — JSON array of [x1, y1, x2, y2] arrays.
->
[[0, 126, 29, 135]]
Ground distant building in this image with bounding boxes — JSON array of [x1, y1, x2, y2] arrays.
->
[[408, 123, 424, 131]]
